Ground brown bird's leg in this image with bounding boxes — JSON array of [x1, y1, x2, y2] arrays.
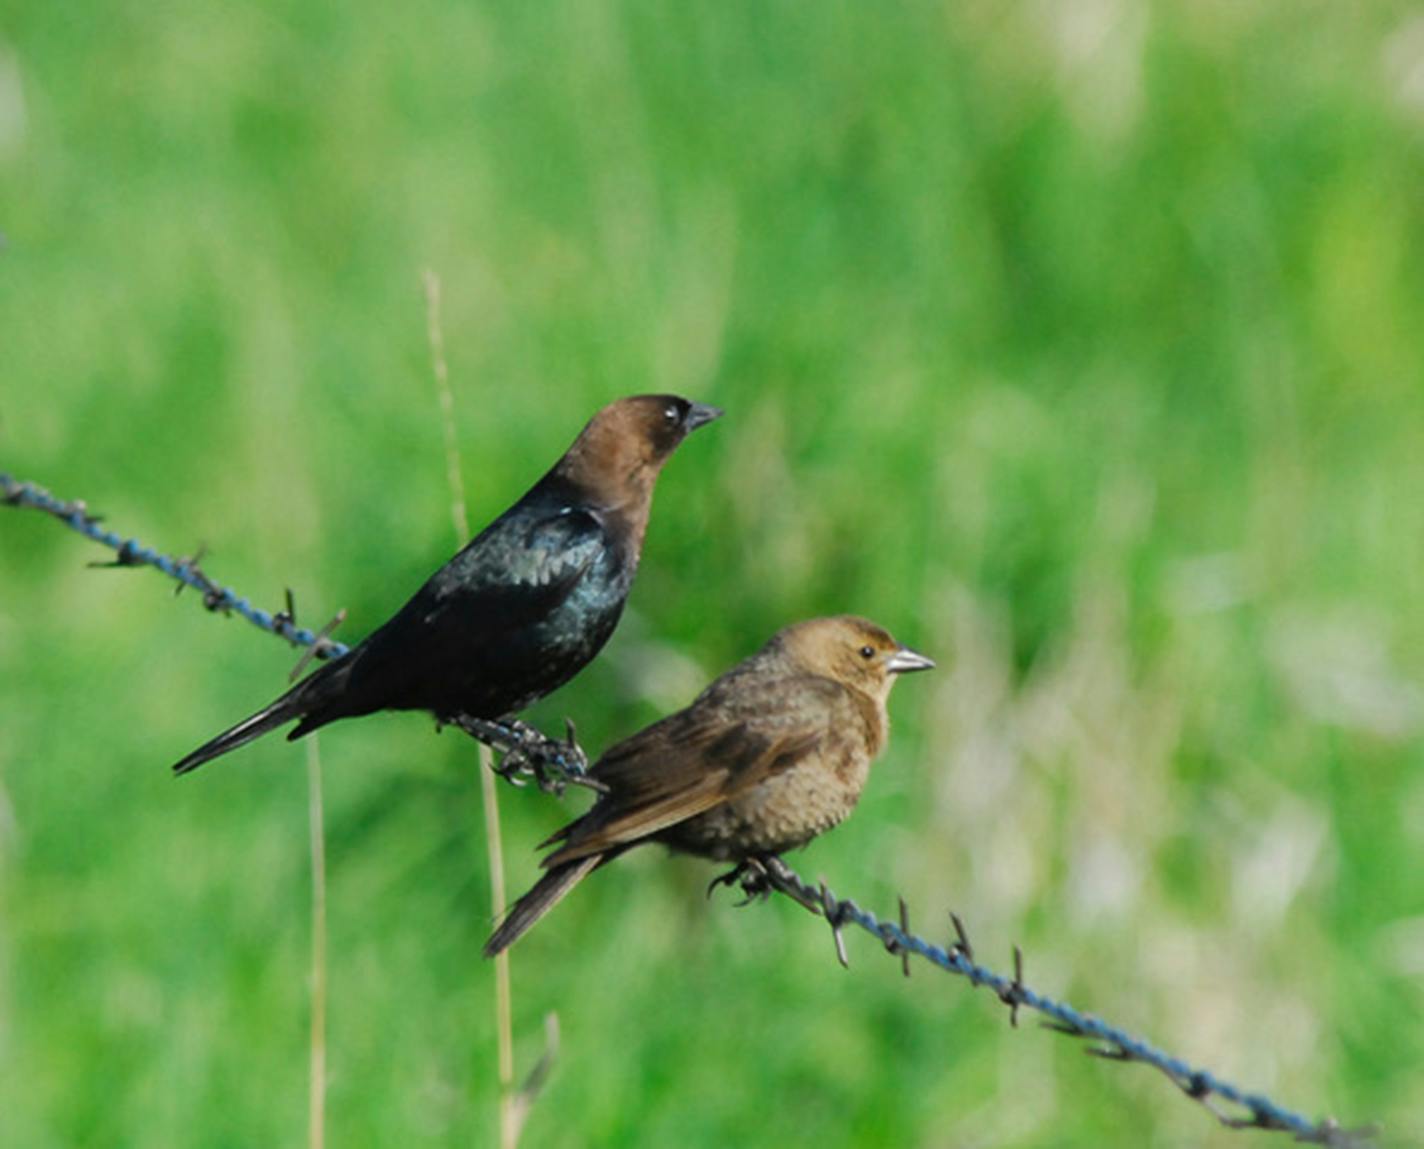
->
[[705, 854, 778, 905], [445, 714, 604, 795]]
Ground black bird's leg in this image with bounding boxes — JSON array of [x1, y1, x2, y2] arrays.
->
[[706, 855, 776, 905], [445, 714, 603, 796]]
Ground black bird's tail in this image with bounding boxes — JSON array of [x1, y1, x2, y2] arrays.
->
[[171, 662, 345, 776], [484, 855, 602, 957]]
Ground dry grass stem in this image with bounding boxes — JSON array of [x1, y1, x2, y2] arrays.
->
[[305, 734, 328, 1149], [423, 268, 521, 1148]]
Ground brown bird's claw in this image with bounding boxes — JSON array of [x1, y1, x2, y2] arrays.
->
[[450, 714, 604, 797], [706, 856, 775, 905]]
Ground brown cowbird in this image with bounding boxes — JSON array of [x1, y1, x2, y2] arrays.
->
[[484, 615, 933, 955], [172, 394, 721, 778]]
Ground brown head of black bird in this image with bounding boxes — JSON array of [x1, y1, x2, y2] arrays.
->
[[554, 394, 723, 556], [171, 394, 721, 776]]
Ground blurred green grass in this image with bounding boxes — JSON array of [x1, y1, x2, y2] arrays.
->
[[2, 1, 1423, 1145]]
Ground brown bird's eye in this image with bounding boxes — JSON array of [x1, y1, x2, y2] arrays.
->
[[859, 645, 875, 659], [663, 403, 680, 425]]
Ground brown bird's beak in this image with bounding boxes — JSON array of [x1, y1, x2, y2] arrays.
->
[[684, 402, 723, 432], [886, 647, 935, 674]]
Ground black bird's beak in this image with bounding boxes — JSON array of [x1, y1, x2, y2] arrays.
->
[[886, 647, 935, 674], [684, 402, 723, 432]]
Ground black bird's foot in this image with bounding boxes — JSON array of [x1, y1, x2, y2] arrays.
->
[[500, 717, 604, 796], [706, 856, 776, 905], [447, 714, 603, 796]]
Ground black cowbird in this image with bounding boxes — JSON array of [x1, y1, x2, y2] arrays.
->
[[172, 394, 721, 778], [484, 616, 933, 955]]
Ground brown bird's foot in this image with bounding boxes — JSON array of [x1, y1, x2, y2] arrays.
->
[[447, 714, 604, 796], [706, 855, 777, 905]]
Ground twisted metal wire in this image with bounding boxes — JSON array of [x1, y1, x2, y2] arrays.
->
[[756, 858, 1374, 1147], [4, 470, 1376, 1145], [2, 472, 351, 659]]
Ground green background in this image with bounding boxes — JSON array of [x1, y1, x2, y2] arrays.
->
[[2, 2, 1421, 1145]]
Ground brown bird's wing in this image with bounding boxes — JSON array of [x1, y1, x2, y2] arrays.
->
[[542, 673, 846, 865]]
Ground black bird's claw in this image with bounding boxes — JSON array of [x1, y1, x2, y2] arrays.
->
[[502, 717, 603, 796], [490, 748, 535, 789], [448, 714, 604, 796], [706, 857, 775, 905]]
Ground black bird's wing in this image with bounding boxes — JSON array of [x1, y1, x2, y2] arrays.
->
[[541, 674, 845, 864], [423, 506, 607, 614], [289, 504, 611, 730]]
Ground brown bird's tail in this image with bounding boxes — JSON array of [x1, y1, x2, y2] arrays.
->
[[171, 660, 346, 776], [484, 855, 603, 957]]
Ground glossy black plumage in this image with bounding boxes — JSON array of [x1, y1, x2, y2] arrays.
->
[[171, 394, 720, 776]]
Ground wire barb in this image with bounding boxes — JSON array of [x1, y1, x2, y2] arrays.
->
[[894, 897, 911, 978], [818, 878, 851, 968], [272, 587, 299, 634], [999, 945, 1025, 1028], [950, 911, 974, 965], [289, 609, 348, 683], [753, 856, 1373, 1148]]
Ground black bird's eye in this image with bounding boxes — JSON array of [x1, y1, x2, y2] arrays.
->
[[859, 645, 875, 659], [663, 403, 681, 425]]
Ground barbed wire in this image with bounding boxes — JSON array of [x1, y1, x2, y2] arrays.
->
[[2, 472, 351, 659], [4, 471, 1376, 1145], [744, 857, 1374, 1146]]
